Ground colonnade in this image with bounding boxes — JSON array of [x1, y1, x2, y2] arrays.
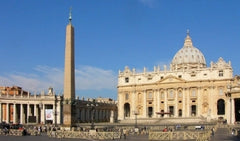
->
[[77, 108, 114, 123], [0, 102, 60, 125]]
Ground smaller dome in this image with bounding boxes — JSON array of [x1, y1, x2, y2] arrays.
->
[[171, 31, 206, 70]]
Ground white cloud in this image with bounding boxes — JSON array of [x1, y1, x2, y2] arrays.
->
[[0, 65, 117, 94], [139, 0, 158, 8], [75, 65, 117, 90]]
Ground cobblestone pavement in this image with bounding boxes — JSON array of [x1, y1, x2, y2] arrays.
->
[[210, 128, 239, 141]]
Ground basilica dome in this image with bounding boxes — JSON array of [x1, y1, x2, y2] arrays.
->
[[171, 32, 206, 70]]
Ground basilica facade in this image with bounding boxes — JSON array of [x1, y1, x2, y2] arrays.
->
[[118, 32, 240, 124]]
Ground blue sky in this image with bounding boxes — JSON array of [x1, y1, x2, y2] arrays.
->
[[0, 0, 240, 100]]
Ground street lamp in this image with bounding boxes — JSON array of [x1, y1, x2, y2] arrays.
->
[[133, 110, 138, 128], [54, 98, 58, 126], [87, 99, 98, 130]]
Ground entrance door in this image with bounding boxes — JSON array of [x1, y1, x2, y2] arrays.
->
[[235, 98, 240, 122], [191, 105, 196, 116], [148, 107, 153, 117], [178, 109, 182, 117], [217, 99, 225, 115], [169, 106, 174, 117], [124, 103, 130, 118]]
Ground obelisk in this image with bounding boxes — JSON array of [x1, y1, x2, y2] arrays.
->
[[63, 8, 75, 127]]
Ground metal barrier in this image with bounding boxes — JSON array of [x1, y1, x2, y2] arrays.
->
[[149, 130, 211, 141], [48, 130, 121, 140]]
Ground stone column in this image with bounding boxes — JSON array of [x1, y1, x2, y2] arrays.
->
[[34, 104, 38, 123], [175, 90, 178, 117], [118, 93, 123, 120], [0, 103, 2, 122], [164, 90, 168, 118], [20, 104, 24, 124], [27, 103, 30, 123], [53, 104, 56, 125], [57, 100, 61, 124], [143, 90, 147, 117], [197, 87, 201, 117], [230, 98, 234, 124], [186, 88, 190, 117], [182, 88, 186, 117], [132, 90, 136, 119], [6, 103, 9, 123], [157, 89, 160, 118], [153, 89, 157, 117], [41, 104, 45, 124], [13, 103, 16, 123], [208, 86, 214, 119]]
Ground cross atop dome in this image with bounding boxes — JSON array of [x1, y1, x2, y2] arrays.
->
[[184, 29, 193, 47]]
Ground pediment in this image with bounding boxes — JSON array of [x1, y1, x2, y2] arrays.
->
[[158, 75, 185, 83]]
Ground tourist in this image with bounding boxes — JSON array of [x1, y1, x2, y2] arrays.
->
[[211, 127, 215, 136], [22, 128, 27, 136], [163, 127, 168, 132], [4, 127, 9, 135], [232, 128, 235, 135], [123, 128, 127, 139]]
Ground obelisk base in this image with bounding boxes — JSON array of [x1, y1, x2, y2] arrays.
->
[[63, 104, 73, 127]]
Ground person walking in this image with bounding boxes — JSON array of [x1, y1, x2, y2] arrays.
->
[[211, 127, 215, 136], [123, 128, 127, 139]]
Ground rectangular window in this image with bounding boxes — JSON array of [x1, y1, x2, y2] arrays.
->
[[192, 90, 196, 97], [125, 77, 129, 83], [191, 74, 196, 77], [219, 88, 223, 95], [148, 92, 153, 99], [178, 92, 182, 98], [219, 70, 223, 77], [168, 90, 174, 98], [161, 92, 164, 98]]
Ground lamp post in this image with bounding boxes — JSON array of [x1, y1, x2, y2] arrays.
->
[[54, 98, 58, 126], [87, 99, 98, 130], [133, 110, 138, 128], [226, 83, 233, 124]]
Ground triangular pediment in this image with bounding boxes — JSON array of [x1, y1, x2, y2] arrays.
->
[[158, 75, 185, 83]]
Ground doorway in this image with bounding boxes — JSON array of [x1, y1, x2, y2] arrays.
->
[[235, 98, 240, 122], [148, 107, 153, 117], [169, 106, 174, 117], [124, 103, 130, 118], [191, 105, 196, 116]]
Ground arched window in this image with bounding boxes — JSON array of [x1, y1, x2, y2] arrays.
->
[[217, 99, 225, 115]]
